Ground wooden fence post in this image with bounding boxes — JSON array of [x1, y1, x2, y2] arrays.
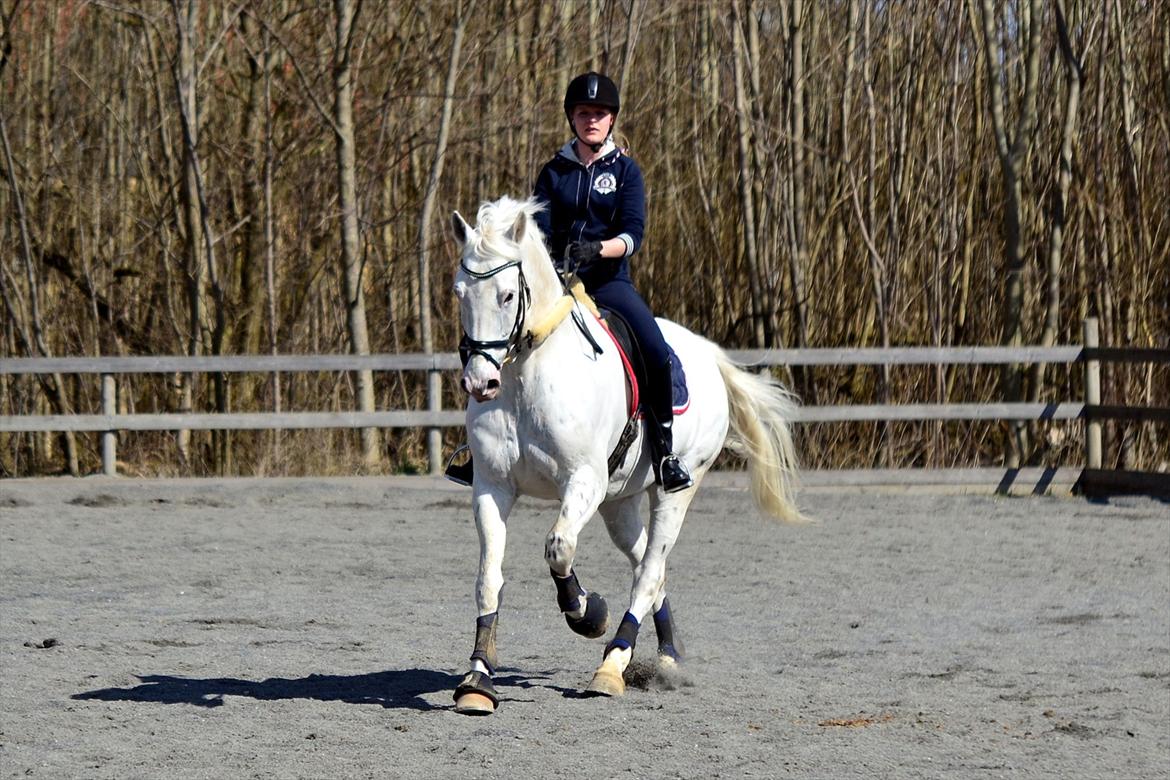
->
[[427, 367, 442, 474], [101, 373, 117, 476], [1083, 317, 1102, 469]]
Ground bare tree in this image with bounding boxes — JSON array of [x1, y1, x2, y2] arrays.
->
[[0, 110, 80, 475], [418, 0, 469, 473], [332, 0, 380, 469], [1029, 0, 1089, 412], [974, 0, 1043, 466], [729, 0, 767, 348]]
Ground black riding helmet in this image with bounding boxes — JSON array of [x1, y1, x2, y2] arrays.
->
[[564, 72, 620, 152]]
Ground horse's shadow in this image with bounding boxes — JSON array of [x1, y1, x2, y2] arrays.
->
[[71, 668, 554, 712]]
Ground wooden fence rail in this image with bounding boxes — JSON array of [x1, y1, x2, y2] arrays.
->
[[1, 318, 1166, 489]]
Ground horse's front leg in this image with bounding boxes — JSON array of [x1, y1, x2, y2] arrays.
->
[[453, 482, 515, 715], [546, 468, 609, 640]]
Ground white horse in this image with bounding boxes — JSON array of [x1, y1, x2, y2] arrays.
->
[[449, 196, 804, 715]]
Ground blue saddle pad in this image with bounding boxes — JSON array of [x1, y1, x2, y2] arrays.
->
[[597, 309, 690, 415], [667, 345, 689, 413]]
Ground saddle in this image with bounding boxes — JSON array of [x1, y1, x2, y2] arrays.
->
[[595, 307, 690, 475]]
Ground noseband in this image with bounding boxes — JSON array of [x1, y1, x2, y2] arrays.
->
[[458, 258, 532, 370]]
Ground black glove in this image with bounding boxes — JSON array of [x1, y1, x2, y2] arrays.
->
[[564, 240, 603, 273]]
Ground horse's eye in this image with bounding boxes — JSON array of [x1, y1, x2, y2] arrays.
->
[[502, 291, 515, 304]]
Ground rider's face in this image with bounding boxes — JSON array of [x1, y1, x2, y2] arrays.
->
[[571, 104, 613, 146]]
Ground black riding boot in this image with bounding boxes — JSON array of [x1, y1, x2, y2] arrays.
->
[[648, 361, 693, 494]]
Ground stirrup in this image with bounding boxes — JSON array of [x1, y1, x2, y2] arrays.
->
[[444, 444, 473, 487], [658, 454, 693, 494]]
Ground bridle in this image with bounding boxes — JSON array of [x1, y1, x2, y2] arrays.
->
[[458, 257, 531, 370]]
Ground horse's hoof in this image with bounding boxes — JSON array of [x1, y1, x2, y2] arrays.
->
[[654, 653, 688, 690], [585, 666, 626, 697], [454, 691, 496, 715], [565, 591, 609, 639], [453, 671, 498, 715]]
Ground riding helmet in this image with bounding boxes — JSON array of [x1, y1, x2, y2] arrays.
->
[[563, 72, 620, 120]]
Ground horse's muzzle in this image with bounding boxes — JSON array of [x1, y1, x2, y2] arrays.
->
[[463, 372, 501, 403]]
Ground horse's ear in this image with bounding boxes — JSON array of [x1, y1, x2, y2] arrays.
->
[[504, 211, 526, 244], [451, 211, 472, 246]]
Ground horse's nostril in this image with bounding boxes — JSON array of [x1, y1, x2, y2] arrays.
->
[[486, 379, 500, 390]]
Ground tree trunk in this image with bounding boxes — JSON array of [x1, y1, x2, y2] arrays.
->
[[730, 0, 766, 348], [417, 1, 468, 474], [1030, 0, 1084, 411], [974, 0, 1042, 466], [333, 0, 380, 470], [0, 111, 79, 475], [172, 0, 206, 469]]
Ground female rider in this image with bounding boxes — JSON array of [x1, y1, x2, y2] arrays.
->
[[447, 72, 691, 494], [532, 72, 692, 494]]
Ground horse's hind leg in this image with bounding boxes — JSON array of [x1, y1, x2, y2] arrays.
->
[[588, 487, 697, 696], [599, 495, 681, 664], [546, 471, 608, 638]]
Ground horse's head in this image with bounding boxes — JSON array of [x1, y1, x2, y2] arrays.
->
[[451, 197, 556, 403]]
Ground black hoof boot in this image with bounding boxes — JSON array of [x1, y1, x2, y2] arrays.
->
[[453, 671, 499, 715], [653, 599, 684, 662], [658, 454, 693, 494], [565, 591, 609, 639]]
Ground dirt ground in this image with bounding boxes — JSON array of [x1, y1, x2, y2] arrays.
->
[[1, 475, 1167, 779]]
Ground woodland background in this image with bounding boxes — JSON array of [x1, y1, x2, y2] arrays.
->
[[1, 0, 1166, 477]]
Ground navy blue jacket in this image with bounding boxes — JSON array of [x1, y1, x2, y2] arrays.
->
[[533, 140, 645, 287]]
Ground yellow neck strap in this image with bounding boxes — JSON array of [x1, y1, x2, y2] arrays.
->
[[522, 280, 600, 348]]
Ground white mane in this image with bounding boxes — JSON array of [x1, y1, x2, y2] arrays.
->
[[467, 196, 560, 302], [470, 196, 546, 261]]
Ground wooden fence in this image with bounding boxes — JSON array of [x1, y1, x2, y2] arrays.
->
[[2, 318, 1166, 495]]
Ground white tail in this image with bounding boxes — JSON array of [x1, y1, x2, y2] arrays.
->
[[716, 350, 807, 523]]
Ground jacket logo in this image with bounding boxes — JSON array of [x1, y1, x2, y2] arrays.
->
[[593, 172, 617, 195]]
